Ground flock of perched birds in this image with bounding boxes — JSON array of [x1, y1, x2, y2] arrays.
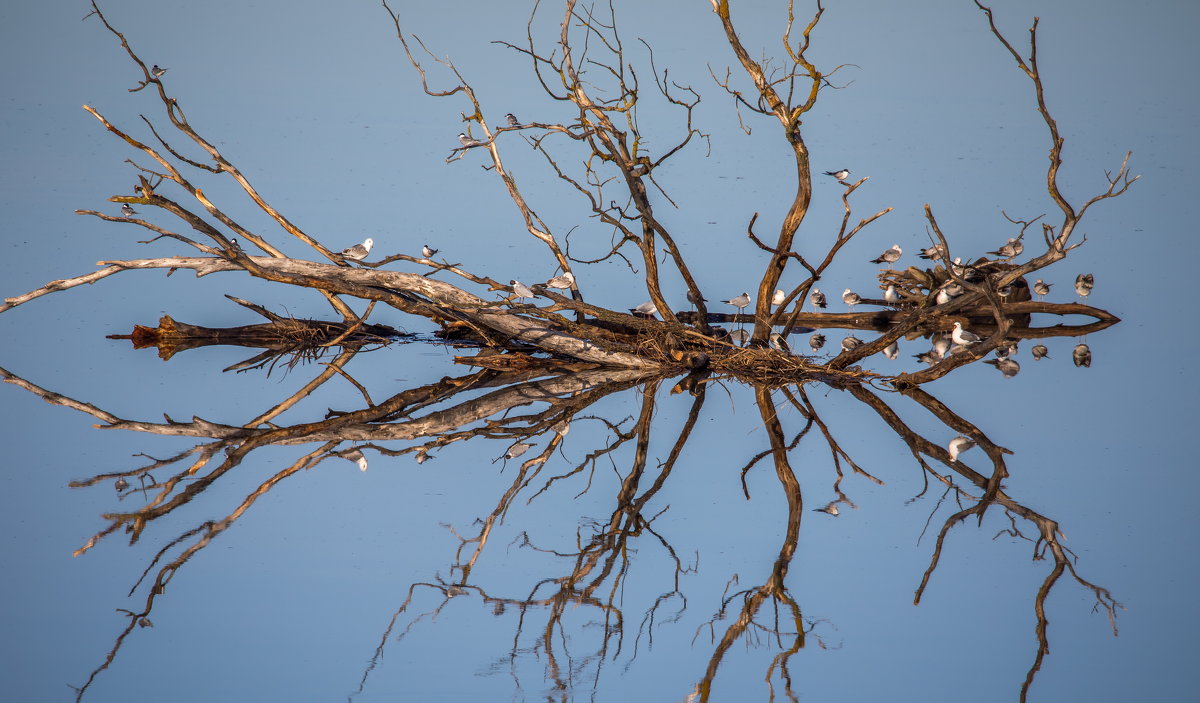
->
[[115, 156, 1094, 375]]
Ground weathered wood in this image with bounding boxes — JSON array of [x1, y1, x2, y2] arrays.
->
[[107, 314, 402, 360]]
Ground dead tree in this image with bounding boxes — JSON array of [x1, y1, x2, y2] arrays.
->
[[0, 0, 1129, 386], [0, 6, 1133, 697]]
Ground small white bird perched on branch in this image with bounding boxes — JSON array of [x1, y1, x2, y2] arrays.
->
[[151, 64, 167, 78], [918, 244, 946, 260], [950, 321, 981, 346], [987, 237, 1024, 259], [723, 292, 751, 312], [120, 203, 139, 217], [1033, 279, 1052, 300], [458, 132, 483, 147], [871, 244, 902, 266], [842, 288, 861, 308], [936, 282, 963, 305], [823, 169, 850, 180], [771, 289, 787, 306], [421, 244, 439, 258], [509, 279, 535, 300], [1075, 273, 1094, 301], [340, 238, 373, 261], [544, 272, 575, 290], [810, 288, 827, 309], [505, 113, 520, 127], [629, 301, 657, 317]]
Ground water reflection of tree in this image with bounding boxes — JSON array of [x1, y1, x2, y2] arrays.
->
[[0, 0, 1136, 700], [2, 342, 1119, 701]]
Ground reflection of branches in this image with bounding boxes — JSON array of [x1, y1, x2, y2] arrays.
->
[[360, 377, 705, 696], [845, 382, 1120, 702], [7, 326, 1122, 702], [693, 386, 810, 701], [3, 356, 656, 699]]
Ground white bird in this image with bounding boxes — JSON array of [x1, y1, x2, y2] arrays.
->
[[1033, 279, 1052, 300], [987, 237, 1024, 259], [1075, 273, 1094, 301], [842, 288, 861, 308], [120, 203, 139, 216], [985, 357, 1021, 378], [951, 321, 981, 346], [948, 436, 976, 462], [809, 333, 826, 352], [824, 169, 850, 180], [937, 282, 965, 305], [729, 329, 750, 346], [544, 271, 575, 289], [884, 341, 899, 359], [768, 332, 791, 354], [1031, 344, 1049, 361], [810, 288, 827, 309], [813, 501, 840, 516], [918, 244, 946, 260], [151, 64, 167, 78], [343, 448, 368, 472], [510, 279, 535, 300], [1073, 343, 1092, 367], [771, 289, 787, 306], [505, 113, 520, 127], [687, 289, 707, 306], [841, 335, 864, 352], [629, 301, 657, 317], [422, 244, 439, 258], [494, 442, 534, 463], [723, 292, 751, 312], [871, 244, 902, 266], [458, 132, 483, 147], [950, 257, 966, 276], [883, 284, 900, 304], [340, 237, 374, 260]]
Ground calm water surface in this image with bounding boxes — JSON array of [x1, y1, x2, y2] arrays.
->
[[2, 2, 1197, 702]]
